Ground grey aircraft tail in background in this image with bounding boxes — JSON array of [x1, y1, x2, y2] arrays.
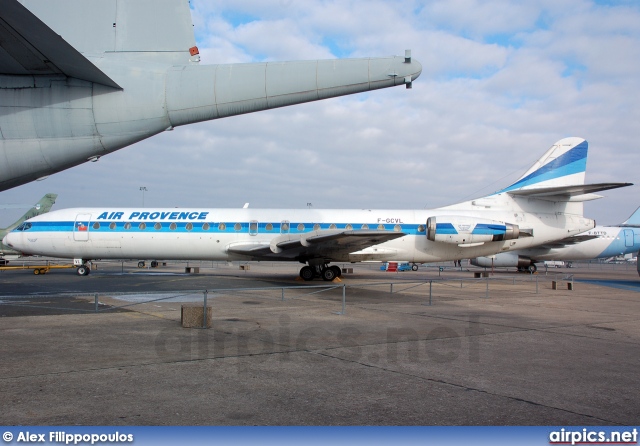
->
[[0, 193, 57, 261], [0, 0, 422, 191]]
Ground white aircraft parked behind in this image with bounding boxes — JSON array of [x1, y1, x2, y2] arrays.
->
[[0, 193, 57, 263], [471, 207, 640, 273], [3, 138, 630, 279]]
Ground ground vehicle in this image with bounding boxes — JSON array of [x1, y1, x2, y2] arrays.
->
[[380, 262, 418, 272]]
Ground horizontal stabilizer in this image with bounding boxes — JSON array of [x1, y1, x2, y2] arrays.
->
[[0, 0, 120, 88], [508, 182, 632, 201]]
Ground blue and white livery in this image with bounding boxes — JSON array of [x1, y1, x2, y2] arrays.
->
[[471, 207, 640, 272], [3, 138, 630, 279]]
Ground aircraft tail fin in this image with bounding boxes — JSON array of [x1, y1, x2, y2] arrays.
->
[[20, 0, 198, 67], [498, 137, 588, 194], [1, 193, 57, 233], [621, 206, 640, 227]]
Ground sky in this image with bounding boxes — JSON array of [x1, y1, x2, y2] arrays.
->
[[1, 0, 639, 227]]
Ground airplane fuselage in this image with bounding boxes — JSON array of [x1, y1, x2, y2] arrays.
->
[[3, 206, 595, 264]]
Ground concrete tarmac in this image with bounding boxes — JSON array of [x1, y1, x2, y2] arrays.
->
[[1, 261, 639, 425]]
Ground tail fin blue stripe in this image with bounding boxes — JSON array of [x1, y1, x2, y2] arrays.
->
[[497, 141, 588, 193]]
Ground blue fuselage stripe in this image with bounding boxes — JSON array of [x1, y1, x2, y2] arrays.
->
[[16, 221, 427, 236]]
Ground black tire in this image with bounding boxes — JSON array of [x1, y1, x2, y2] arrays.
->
[[33, 268, 40, 275], [77, 266, 88, 276], [321, 267, 336, 281], [330, 265, 342, 278], [411, 264, 418, 271], [138, 261, 145, 268], [528, 264, 537, 273], [300, 266, 314, 281], [150, 261, 158, 268]]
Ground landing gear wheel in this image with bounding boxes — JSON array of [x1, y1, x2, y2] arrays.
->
[[77, 266, 90, 276], [300, 266, 314, 281], [138, 261, 145, 268], [150, 261, 158, 268], [330, 265, 342, 278], [321, 267, 336, 281], [527, 264, 537, 274], [411, 264, 419, 271], [33, 268, 40, 275]]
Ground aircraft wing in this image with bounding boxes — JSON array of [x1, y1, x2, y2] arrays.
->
[[0, 0, 120, 88], [227, 229, 406, 260], [530, 234, 599, 250]]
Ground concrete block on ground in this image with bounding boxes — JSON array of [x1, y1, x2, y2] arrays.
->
[[181, 304, 212, 328]]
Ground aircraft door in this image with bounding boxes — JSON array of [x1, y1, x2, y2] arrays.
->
[[74, 213, 92, 241], [624, 229, 633, 247], [249, 220, 258, 236]]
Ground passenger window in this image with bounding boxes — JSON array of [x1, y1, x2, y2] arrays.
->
[[218, 223, 226, 231], [170, 223, 177, 230], [139, 223, 146, 230], [186, 223, 193, 231], [313, 224, 321, 231], [124, 223, 131, 230], [202, 223, 210, 231], [377, 224, 385, 230], [109, 223, 116, 230], [394, 224, 401, 232], [297, 223, 305, 231], [345, 224, 352, 230], [266, 223, 274, 231], [93, 222, 100, 230], [329, 224, 337, 229], [361, 224, 369, 230], [234, 223, 241, 231], [154, 223, 162, 230]]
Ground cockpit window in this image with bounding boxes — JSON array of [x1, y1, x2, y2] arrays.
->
[[15, 223, 32, 231]]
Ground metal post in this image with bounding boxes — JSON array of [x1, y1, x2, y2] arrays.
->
[[281, 288, 285, 301], [94, 293, 98, 313], [341, 284, 346, 315], [202, 290, 208, 329], [485, 278, 489, 299], [390, 283, 393, 296]]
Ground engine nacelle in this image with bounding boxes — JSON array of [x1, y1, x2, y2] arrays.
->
[[426, 216, 519, 245], [470, 252, 533, 268]]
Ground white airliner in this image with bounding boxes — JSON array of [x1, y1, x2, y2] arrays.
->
[[471, 207, 640, 273], [3, 138, 631, 279]]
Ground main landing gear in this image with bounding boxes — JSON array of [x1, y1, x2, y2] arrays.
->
[[517, 264, 537, 274], [299, 264, 342, 281]]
